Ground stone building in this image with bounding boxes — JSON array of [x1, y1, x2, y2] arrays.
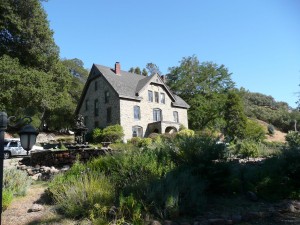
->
[[75, 62, 189, 141]]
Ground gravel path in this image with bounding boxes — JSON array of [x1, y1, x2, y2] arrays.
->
[[2, 184, 50, 225]]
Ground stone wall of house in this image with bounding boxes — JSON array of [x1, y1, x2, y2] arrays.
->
[[78, 75, 120, 132], [120, 78, 188, 141]]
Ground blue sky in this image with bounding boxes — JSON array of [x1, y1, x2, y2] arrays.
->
[[42, 0, 300, 108]]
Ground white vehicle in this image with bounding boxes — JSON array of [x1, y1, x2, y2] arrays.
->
[[4, 138, 44, 159]]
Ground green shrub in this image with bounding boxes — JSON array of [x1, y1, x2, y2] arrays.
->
[[268, 124, 275, 136], [2, 190, 13, 210], [92, 128, 102, 143], [244, 119, 266, 142], [4, 168, 31, 196], [118, 194, 143, 225], [102, 124, 124, 143], [171, 136, 227, 166], [235, 140, 259, 159], [128, 137, 142, 146], [49, 172, 115, 218], [110, 143, 138, 152], [177, 129, 195, 137], [286, 131, 300, 148], [91, 125, 124, 143], [138, 138, 152, 148]]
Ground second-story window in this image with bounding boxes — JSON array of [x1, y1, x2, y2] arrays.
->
[[160, 93, 165, 104], [153, 108, 162, 122], [85, 99, 89, 111], [95, 81, 98, 91], [94, 99, 99, 116], [148, 90, 153, 102], [173, 111, 179, 123], [134, 105, 141, 120], [105, 91, 110, 103], [155, 92, 159, 103]]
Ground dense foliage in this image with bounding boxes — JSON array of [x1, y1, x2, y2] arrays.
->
[[48, 132, 300, 223], [92, 124, 124, 143], [3, 168, 31, 210], [240, 89, 300, 132], [167, 55, 235, 130], [0, 0, 88, 130]]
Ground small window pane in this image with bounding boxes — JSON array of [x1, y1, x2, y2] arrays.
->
[[155, 92, 159, 103], [153, 109, 162, 122], [134, 106, 140, 120], [105, 91, 110, 103], [148, 90, 153, 102], [173, 111, 179, 123], [160, 93, 165, 104], [10, 142, 18, 147]]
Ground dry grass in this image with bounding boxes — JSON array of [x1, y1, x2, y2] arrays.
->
[[255, 119, 287, 143]]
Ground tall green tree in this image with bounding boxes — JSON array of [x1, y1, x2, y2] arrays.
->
[[0, 0, 76, 130], [224, 92, 247, 141], [0, 0, 59, 71], [167, 55, 235, 101], [146, 63, 161, 76], [128, 67, 142, 75], [167, 55, 235, 130]]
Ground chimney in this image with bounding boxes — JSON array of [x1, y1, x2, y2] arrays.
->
[[115, 62, 121, 75], [161, 75, 165, 83]]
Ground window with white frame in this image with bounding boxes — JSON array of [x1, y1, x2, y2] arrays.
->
[[160, 93, 165, 104], [173, 111, 179, 123], [154, 91, 159, 103], [132, 126, 143, 137], [148, 90, 153, 102], [134, 105, 141, 120], [153, 108, 162, 122]]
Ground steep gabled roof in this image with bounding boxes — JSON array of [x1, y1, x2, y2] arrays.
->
[[75, 63, 189, 114]]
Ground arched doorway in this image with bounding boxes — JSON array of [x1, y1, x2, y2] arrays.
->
[[165, 126, 177, 134]]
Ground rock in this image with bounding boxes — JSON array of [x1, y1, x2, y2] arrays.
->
[[151, 220, 162, 225], [28, 204, 44, 212], [246, 191, 258, 201], [50, 167, 59, 174], [61, 165, 70, 172], [27, 168, 34, 176], [282, 202, 296, 213], [20, 165, 27, 170], [31, 173, 42, 181]]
